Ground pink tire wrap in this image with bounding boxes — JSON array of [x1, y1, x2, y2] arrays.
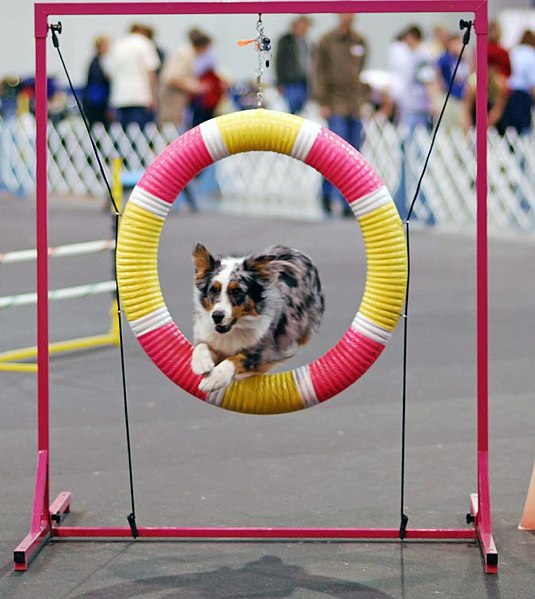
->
[[305, 128, 383, 202], [138, 322, 206, 399], [137, 127, 213, 203], [309, 328, 385, 402]]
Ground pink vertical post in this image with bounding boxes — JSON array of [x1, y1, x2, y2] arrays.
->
[[473, 6, 497, 573], [13, 8, 52, 571], [34, 4, 50, 529]]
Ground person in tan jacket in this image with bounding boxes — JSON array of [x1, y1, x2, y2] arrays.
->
[[314, 14, 368, 216], [158, 28, 211, 128]]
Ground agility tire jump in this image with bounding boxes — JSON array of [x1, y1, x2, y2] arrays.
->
[[116, 109, 408, 415]]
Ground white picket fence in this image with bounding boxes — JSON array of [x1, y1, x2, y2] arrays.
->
[[1, 114, 534, 232]]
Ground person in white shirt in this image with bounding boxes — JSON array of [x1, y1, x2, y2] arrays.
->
[[107, 24, 161, 128], [392, 25, 436, 133]]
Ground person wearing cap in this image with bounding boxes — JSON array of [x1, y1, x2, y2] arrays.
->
[[275, 15, 313, 115]]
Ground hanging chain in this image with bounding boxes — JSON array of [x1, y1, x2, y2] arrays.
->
[[238, 14, 271, 108], [254, 15, 271, 107]]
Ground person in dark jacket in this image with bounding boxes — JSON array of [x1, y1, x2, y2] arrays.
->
[[82, 36, 110, 127], [505, 29, 535, 135], [275, 16, 312, 114]]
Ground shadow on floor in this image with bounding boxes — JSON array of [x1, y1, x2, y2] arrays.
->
[[71, 554, 394, 598]]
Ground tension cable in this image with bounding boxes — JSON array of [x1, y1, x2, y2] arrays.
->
[[50, 21, 138, 539], [399, 19, 473, 539]]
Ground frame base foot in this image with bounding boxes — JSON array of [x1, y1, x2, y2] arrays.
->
[[470, 493, 498, 574], [50, 491, 72, 524], [14, 491, 71, 571], [13, 527, 50, 572]]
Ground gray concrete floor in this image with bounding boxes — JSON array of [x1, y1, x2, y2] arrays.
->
[[1, 195, 534, 598]]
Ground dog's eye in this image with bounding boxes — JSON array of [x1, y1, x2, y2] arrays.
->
[[231, 288, 245, 299], [209, 285, 219, 296]]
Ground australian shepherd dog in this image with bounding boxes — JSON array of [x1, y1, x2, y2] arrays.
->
[[191, 243, 325, 393]]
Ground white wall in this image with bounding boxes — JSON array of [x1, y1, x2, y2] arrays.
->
[[499, 8, 535, 48], [2, 0, 467, 85]]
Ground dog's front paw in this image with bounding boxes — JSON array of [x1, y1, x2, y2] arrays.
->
[[199, 360, 235, 393], [191, 343, 215, 375]]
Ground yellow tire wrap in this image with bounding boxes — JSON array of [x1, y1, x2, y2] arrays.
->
[[221, 371, 304, 415], [215, 110, 302, 155], [116, 202, 165, 321], [358, 203, 408, 330]]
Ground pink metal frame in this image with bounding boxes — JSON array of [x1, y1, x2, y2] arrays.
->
[[15, 0, 497, 574]]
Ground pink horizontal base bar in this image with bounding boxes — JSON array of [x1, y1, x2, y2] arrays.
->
[[52, 526, 477, 541]]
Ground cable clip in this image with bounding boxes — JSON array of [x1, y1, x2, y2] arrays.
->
[[127, 512, 139, 538], [399, 513, 409, 539], [50, 21, 62, 48], [459, 19, 473, 46]]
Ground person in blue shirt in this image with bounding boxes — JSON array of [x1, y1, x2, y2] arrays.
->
[[436, 33, 470, 129], [82, 36, 111, 128]]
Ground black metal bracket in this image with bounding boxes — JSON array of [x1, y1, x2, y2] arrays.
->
[[459, 19, 473, 45], [50, 21, 62, 48]]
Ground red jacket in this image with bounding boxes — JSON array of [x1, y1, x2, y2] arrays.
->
[[488, 42, 511, 78], [197, 71, 224, 110]]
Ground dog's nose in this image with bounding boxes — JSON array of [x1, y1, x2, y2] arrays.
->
[[212, 311, 225, 324]]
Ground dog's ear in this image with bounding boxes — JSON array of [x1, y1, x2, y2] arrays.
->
[[192, 243, 216, 279], [244, 253, 276, 280]]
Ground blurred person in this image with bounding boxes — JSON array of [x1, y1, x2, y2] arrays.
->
[[314, 13, 367, 216], [393, 25, 436, 132], [82, 36, 110, 127], [436, 33, 470, 128], [0, 75, 22, 119], [275, 15, 313, 114], [387, 29, 412, 124], [359, 70, 396, 122], [487, 20, 511, 79], [107, 23, 160, 128], [463, 54, 508, 135], [47, 77, 69, 124], [159, 28, 209, 128], [189, 32, 227, 127], [144, 25, 166, 79], [505, 30, 535, 135], [425, 23, 449, 60], [388, 26, 436, 221], [159, 28, 219, 213]]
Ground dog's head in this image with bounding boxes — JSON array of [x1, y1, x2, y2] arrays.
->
[[192, 243, 275, 335]]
